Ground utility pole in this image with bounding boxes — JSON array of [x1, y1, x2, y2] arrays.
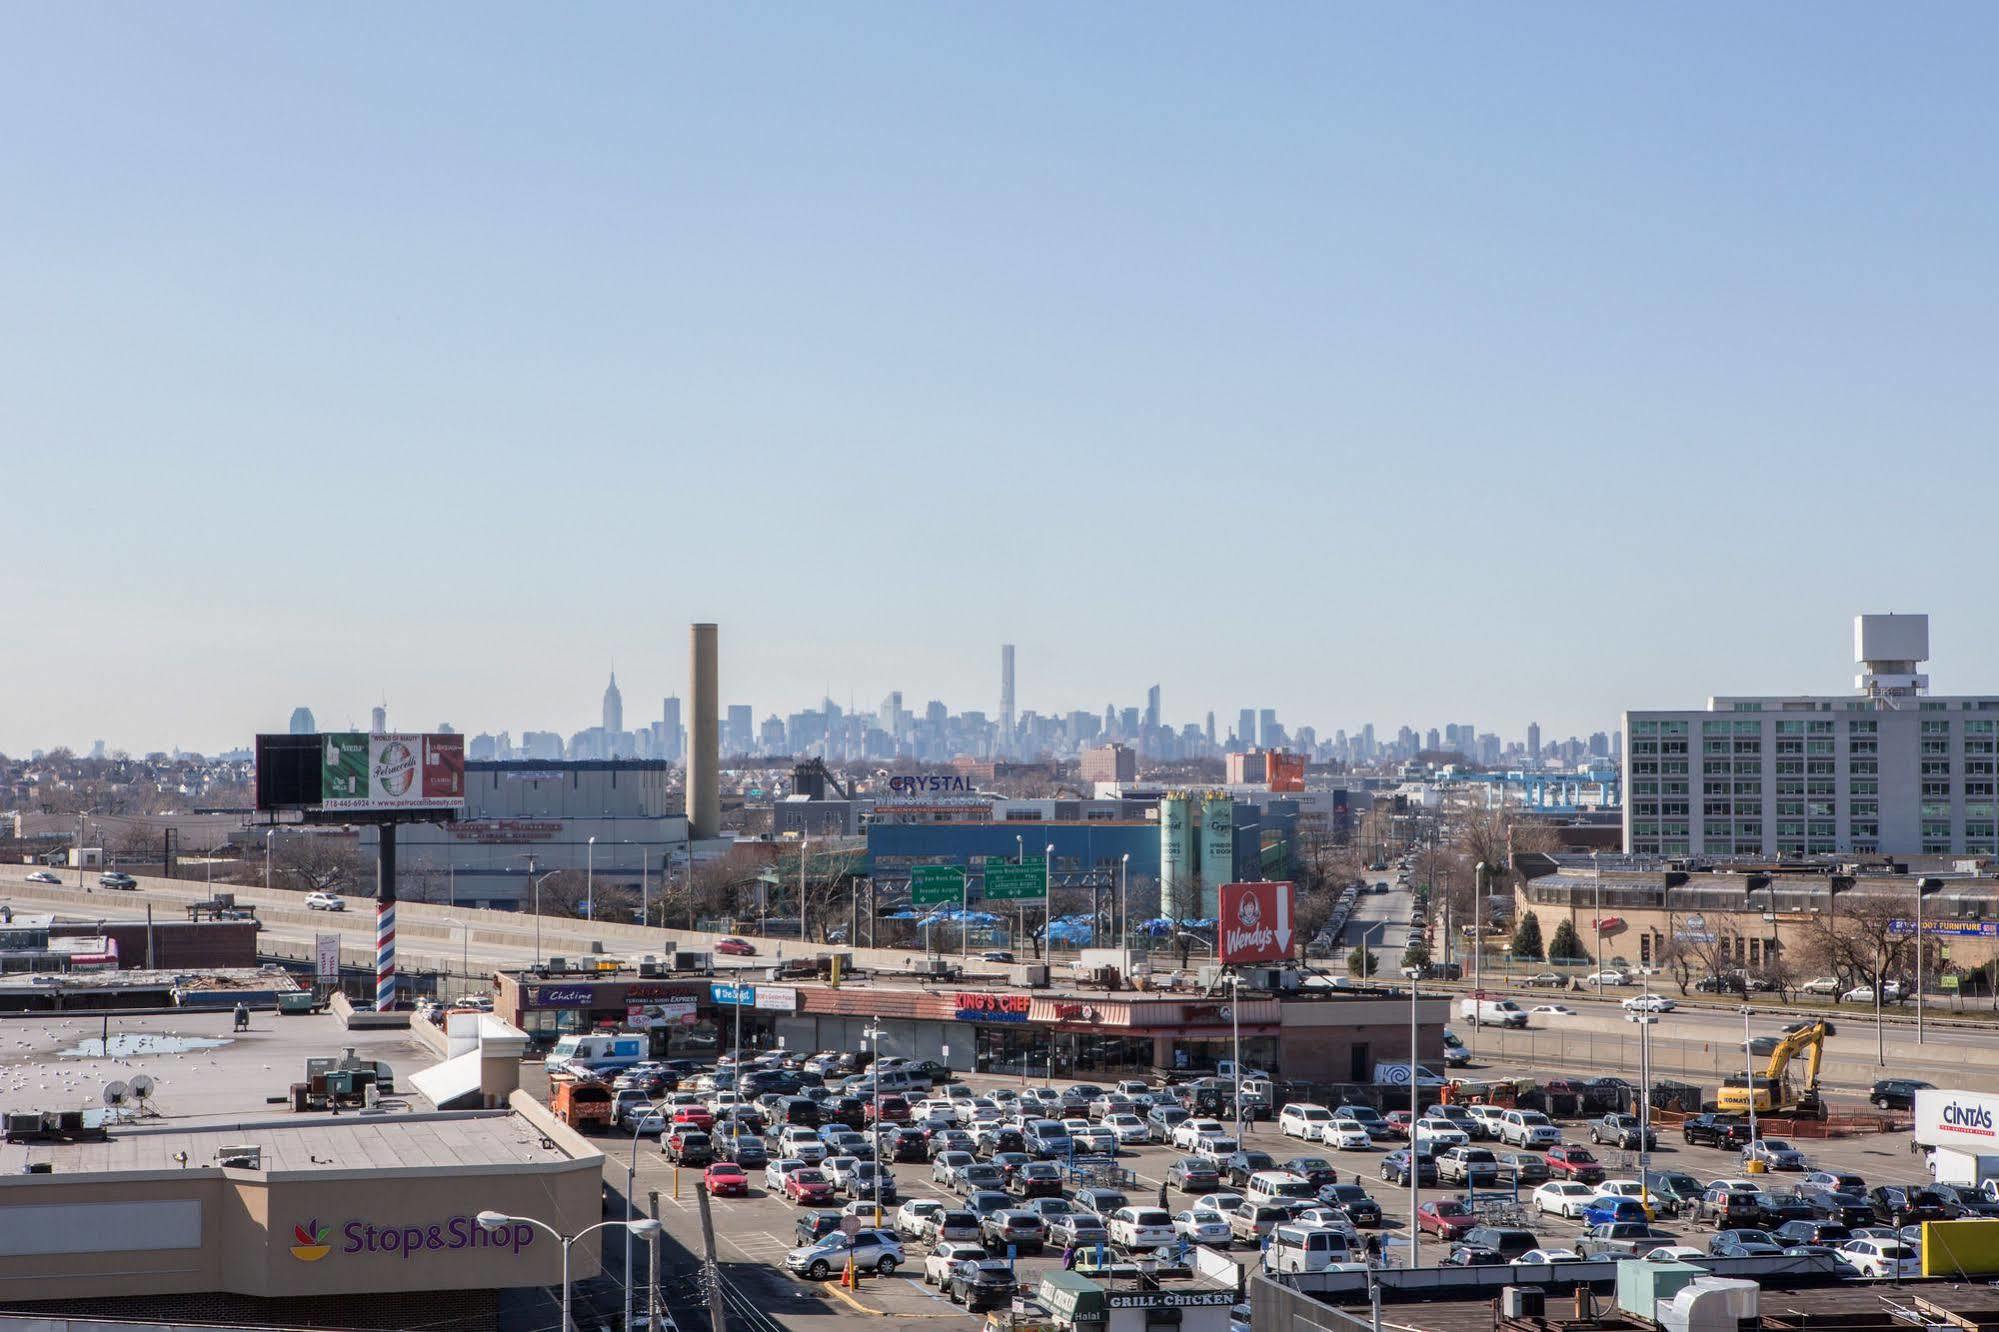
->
[[693, 1181, 727, 1332]]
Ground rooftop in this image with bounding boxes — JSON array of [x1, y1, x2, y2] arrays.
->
[[0, 965, 305, 995], [3, 1110, 576, 1176]]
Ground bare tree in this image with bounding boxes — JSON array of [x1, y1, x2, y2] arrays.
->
[[272, 835, 369, 896]]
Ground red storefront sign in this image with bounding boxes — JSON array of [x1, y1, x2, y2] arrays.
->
[[1219, 881, 1294, 964], [954, 992, 1032, 1017]]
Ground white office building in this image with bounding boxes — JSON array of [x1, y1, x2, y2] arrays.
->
[[1624, 614, 1999, 859]]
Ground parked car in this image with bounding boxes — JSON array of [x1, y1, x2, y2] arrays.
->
[[1589, 1114, 1657, 1150], [1282, 1156, 1340, 1188], [945, 1257, 1017, 1311], [1316, 1183, 1382, 1228], [1870, 1185, 1951, 1224], [1167, 1156, 1221, 1191], [1461, 1227, 1541, 1262], [1577, 1222, 1676, 1257], [1046, 1209, 1110, 1248], [924, 1239, 987, 1286], [1417, 1199, 1478, 1240], [1493, 1151, 1549, 1186], [1682, 1114, 1755, 1149], [1106, 1207, 1178, 1252], [979, 1209, 1046, 1254], [783, 1169, 837, 1205], [1437, 1146, 1501, 1187], [1534, 1181, 1598, 1219], [1742, 1140, 1809, 1172], [664, 1130, 713, 1166], [1006, 1162, 1064, 1200], [1380, 1148, 1436, 1187], [785, 1227, 902, 1279], [1498, 1110, 1562, 1149], [1544, 1145, 1606, 1185], [1840, 1237, 1920, 1279], [1708, 1229, 1782, 1258], [1445, 1244, 1508, 1267], [1223, 1150, 1278, 1189]]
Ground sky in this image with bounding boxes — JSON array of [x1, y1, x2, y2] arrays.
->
[[4, 5, 1999, 755]]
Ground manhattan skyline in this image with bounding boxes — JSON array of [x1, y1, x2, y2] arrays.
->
[[6, 8, 1998, 754]]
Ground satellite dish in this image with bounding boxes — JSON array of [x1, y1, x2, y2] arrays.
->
[[129, 1073, 155, 1098], [101, 1081, 130, 1107]]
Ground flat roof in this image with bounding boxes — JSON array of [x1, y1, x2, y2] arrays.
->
[[0, 965, 302, 995], [2, 1111, 576, 1176]]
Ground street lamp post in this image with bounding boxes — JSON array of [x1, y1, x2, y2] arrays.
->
[[475, 1211, 660, 1332], [265, 830, 275, 891], [1043, 843, 1055, 957], [1917, 877, 1942, 1045], [1408, 970, 1420, 1269], [586, 836, 595, 923], [624, 1103, 667, 1332], [1119, 853, 1131, 973], [1471, 862, 1486, 1063], [639, 846, 649, 930], [1741, 1004, 1758, 1146]]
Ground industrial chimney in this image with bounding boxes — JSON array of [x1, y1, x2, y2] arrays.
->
[[688, 623, 720, 840]]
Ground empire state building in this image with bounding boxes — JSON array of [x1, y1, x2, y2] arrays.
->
[[602, 672, 623, 736]]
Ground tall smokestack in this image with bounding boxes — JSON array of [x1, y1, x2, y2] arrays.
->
[[688, 622, 720, 840]]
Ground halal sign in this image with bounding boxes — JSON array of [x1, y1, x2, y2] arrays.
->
[[1218, 881, 1293, 965]]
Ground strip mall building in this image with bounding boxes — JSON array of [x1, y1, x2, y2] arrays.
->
[[492, 969, 1446, 1083]]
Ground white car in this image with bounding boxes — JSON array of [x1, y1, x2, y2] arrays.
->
[[1288, 1207, 1360, 1240], [1622, 994, 1675, 1013], [895, 1200, 944, 1240], [1189, 1192, 1246, 1221], [1195, 1134, 1239, 1162], [1534, 1181, 1598, 1219], [1174, 1119, 1226, 1152], [924, 1239, 987, 1286], [1173, 1209, 1232, 1245], [1839, 1238, 1919, 1279], [1412, 1118, 1469, 1151], [1518, 1248, 1584, 1265], [1072, 1124, 1117, 1155], [1279, 1104, 1336, 1141], [304, 892, 346, 911], [765, 1157, 807, 1190], [1323, 1119, 1374, 1151], [1105, 1114, 1150, 1146], [1531, 1004, 1575, 1016], [1595, 1181, 1657, 1214], [823, 1156, 861, 1190], [1585, 970, 1630, 986], [1107, 1207, 1178, 1251], [25, 871, 60, 885], [1642, 1246, 1710, 1263]]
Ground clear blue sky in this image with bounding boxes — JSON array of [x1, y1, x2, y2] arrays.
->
[[5, 6, 1998, 755]]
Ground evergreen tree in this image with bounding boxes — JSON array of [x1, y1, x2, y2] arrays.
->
[[1402, 940, 1431, 972], [1347, 945, 1380, 977], [1511, 910, 1545, 962], [1548, 918, 1590, 964]]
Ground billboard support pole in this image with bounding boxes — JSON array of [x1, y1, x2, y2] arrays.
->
[[376, 823, 398, 1012]]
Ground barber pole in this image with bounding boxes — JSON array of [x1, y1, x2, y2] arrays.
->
[[375, 900, 397, 1012]]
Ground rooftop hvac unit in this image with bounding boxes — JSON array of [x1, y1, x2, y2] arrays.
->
[[1019, 964, 1051, 988], [1659, 1279, 1758, 1332], [548, 956, 567, 974], [589, 940, 605, 954], [1196, 965, 1224, 990], [1500, 1288, 1544, 1319], [638, 957, 662, 977], [217, 1145, 262, 1170]]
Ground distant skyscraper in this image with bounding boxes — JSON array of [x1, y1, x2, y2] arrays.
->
[[1258, 709, 1278, 748], [1144, 685, 1160, 732], [1425, 727, 1440, 752], [661, 696, 682, 761], [1000, 645, 1016, 737], [726, 704, 753, 755], [1237, 709, 1256, 748], [371, 703, 387, 732], [602, 672, 623, 736], [1205, 711, 1217, 746], [1527, 721, 1542, 760], [288, 707, 317, 735]]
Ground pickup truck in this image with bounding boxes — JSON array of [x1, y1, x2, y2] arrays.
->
[[1436, 1147, 1502, 1187], [1576, 1222, 1678, 1257]]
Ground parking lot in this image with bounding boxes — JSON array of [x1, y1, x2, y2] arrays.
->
[[543, 1052, 1936, 1332]]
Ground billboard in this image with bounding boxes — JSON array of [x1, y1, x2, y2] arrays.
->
[[1219, 881, 1294, 964], [320, 734, 465, 812], [1267, 752, 1306, 793]]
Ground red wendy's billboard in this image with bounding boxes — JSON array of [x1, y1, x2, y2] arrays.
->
[[1218, 881, 1295, 964]]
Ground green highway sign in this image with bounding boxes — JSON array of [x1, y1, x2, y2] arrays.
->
[[985, 860, 1046, 901], [1943, 973, 1961, 991], [910, 866, 966, 905]]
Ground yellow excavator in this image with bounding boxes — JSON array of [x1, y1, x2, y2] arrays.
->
[[1716, 1020, 1830, 1119]]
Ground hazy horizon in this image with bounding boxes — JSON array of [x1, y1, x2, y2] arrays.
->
[[7, 7, 1998, 756]]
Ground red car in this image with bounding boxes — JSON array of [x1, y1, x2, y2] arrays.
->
[[783, 1169, 835, 1205], [673, 1105, 715, 1133], [704, 1163, 749, 1197], [1383, 1111, 1413, 1139], [716, 937, 757, 956], [1417, 1199, 1477, 1239], [1544, 1144, 1606, 1185], [865, 1095, 911, 1124]]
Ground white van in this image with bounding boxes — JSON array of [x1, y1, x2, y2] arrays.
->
[[1457, 997, 1529, 1029], [1245, 1171, 1318, 1206], [1278, 1103, 1335, 1141], [1265, 1224, 1362, 1274]]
